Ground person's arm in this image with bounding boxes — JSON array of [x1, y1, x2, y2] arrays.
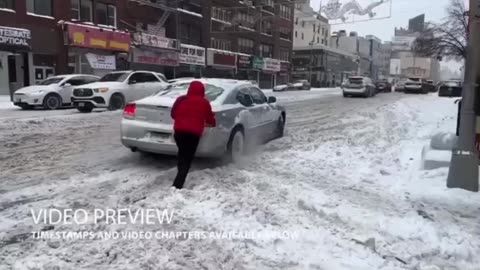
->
[[205, 101, 216, 127], [170, 96, 186, 119]]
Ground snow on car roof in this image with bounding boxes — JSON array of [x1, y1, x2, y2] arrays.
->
[[171, 78, 251, 90]]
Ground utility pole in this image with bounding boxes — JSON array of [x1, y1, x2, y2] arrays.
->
[[447, 0, 479, 192]]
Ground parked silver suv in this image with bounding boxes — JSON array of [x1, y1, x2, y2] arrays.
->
[[342, 76, 376, 98]]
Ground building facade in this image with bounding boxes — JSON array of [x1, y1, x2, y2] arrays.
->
[[330, 31, 372, 78], [293, 0, 330, 48], [0, 0, 294, 96]]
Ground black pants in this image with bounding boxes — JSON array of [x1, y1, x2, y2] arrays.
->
[[173, 131, 200, 189]]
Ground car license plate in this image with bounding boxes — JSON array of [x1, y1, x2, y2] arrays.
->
[[151, 132, 170, 142], [78, 102, 85, 107]]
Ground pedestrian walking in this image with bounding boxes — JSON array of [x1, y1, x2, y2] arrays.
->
[[170, 81, 216, 189]]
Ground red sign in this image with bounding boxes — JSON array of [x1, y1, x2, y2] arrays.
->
[[66, 23, 131, 52], [213, 53, 235, 66], [133, 48, 179, 66]]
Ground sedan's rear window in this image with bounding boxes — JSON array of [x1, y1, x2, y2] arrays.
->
[[348, 78, 363, 84], [157, 83, 224, 101]]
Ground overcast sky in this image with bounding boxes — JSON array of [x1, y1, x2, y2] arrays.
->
[[309, 0, 463, 71]]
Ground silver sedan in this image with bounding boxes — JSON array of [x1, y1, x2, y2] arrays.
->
[[120, 79, 286, 162]]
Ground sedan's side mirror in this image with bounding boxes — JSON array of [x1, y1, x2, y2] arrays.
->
[[268, 96, 276, 103]]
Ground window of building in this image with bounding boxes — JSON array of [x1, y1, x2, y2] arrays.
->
[[71, 0, 93, 22], [211, 38, 232, 51], [325, 29, 328, 37], [0, 0, 14, 10], [279, 49, 290, 61], [238, 38, 254, 54], [313, 24, 316, 33], [96, 2, 116, 27], [262, 20, 272, 35], [317, 36, 320, 44], [265, 0, 274, 7], [26, 0, 52, 16], [260, 44, 273, 58], [237, 12, 255, 27], [302, 21, 305, 27], [212, 7, 232, 22], [321, 27, 324, 35], [301, 32, 304, 40], [280, 5, 291, 20], [295, 17, 298, 25], [295, 31, 297, 38]]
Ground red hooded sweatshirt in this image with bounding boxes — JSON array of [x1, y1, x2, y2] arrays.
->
[[170, 81, 216, 136]]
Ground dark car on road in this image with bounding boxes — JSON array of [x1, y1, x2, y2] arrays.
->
[[375, 80, 392, 93], [425, 80, 437, 92], [438, 81, 463, 97]]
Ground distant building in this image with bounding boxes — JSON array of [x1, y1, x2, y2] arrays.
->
[[409, 14, 425, 33], [389, 14, 439, 80], [292, 0, 358, 86], [293, 0, 330, 47], [330, 31, 373, 78]]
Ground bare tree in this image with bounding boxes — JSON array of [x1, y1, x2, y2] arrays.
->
[[413, 0, 467, 60]]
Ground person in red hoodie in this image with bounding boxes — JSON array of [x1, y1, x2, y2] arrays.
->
[[170, 81, 216, 189]]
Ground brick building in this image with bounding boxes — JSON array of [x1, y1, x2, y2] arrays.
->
[[0, 0, 293, 96]]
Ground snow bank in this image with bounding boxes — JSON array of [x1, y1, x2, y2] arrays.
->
[[0, 95, 16, 110]]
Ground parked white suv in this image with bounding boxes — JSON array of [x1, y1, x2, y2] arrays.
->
[[71, 71, 169, 113], [13, 74, 99, 110]]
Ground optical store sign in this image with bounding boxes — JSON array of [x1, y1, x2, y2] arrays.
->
[[0, 26, 31, 49]]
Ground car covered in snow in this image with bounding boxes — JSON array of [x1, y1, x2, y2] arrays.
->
[[404, 78, 428, 94], [121, 79, 286, 161], [273, 80, 311, 92], [13, 74, 100, 110], [342, 76, 376, 98], [393, 79, 407, 92], [71, 71, 169, 112]]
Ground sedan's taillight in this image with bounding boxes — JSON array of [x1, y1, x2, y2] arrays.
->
[[123, 103, 136, 119]]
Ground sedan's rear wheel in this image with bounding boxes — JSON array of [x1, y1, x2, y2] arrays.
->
[[227, 128, 245, 163], [276, 115, 285, 138]]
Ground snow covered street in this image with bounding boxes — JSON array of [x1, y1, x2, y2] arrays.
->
[[1, 90, 480, 270]]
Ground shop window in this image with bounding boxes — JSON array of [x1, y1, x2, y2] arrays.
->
[[71, 0, 92, 22], [96, 2, 116, 27], [0, 0, 14, 10], [27, 0, 52, 16]]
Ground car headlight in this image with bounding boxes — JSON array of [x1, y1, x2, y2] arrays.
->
[[94, 88, 109, 93], [30, 90, 47, 95]]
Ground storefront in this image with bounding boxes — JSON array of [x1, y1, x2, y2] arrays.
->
[[204, 49, 236, 78], [0, 26, 32, 96], [63, 22, 131, 77], [278, 61, 290, 85], [260, 58, 281, 89], [131, 32, 179, 79], [235, 54, 256, 81], [176, 44, 205, 79]]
